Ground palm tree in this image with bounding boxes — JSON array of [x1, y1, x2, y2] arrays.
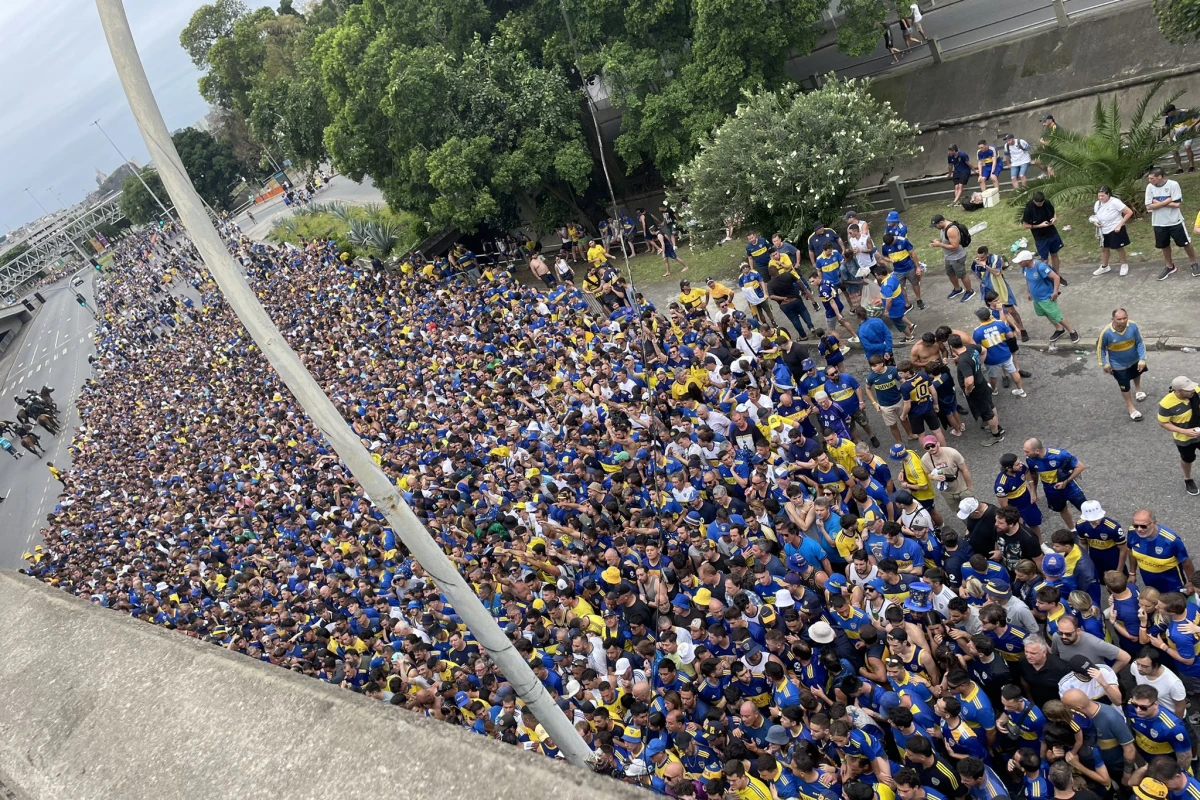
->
[[1013, 80, 1181, 214]]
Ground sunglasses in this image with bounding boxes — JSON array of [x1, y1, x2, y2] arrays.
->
[[924, 445, 937, 451], [1132, 523, 1151, 529], [1131, 702, 1154, 711]]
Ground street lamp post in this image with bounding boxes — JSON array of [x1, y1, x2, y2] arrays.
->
[[92, 118, 173, 222]]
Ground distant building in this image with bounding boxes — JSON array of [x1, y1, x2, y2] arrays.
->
[[95, 168, 107, 188]]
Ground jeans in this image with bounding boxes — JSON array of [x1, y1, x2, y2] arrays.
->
[[779, 299, 813, 336]]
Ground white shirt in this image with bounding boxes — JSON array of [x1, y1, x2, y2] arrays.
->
[[910, 3, 923, 22], [849, 233, 876, 268], [1146, 179, 1186, 227], [1005, 139, 1032, 167], [737, 332, 767, 361], [1133, 663, 1187, 711], [1093, 197, 1129, 235], [1058, 665, 1119, 700], [931, 585, 958, 617]]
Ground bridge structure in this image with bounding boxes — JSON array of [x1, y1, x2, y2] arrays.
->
[[0, 193, 125, 296]]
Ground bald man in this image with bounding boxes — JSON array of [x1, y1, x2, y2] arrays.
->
[[1061, 688, 1136, 782]]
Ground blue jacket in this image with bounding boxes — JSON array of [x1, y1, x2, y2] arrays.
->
[[857, 317, 893, 359]]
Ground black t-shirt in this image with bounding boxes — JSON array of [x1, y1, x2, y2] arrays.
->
[[995, 524, 1042, 574], [781, 342, 812, 376], [956, 344, 988, 393], [729, 420, 768, 451], [1022, 200, 1058, 240], [1016, 652, 1072, 706], [964, 503, 999, 556], [768, 272, 802, 301]]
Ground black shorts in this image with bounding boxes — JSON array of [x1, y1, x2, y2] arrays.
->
[[966, 386, 995, 421], [1155, 223, 1191, 249], [1111, 363, 1145, 392], [1179, 440, 1200, 464], [909, 410, 942, 434], [1101, 227, 1131, 249]]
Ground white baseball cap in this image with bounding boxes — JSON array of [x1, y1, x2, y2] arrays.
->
[[1013, 250, 1035, 264], [957, 497, 980, 520]]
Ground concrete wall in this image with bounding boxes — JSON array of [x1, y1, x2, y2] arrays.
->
[[0, 572, 646, 800], [869, 4, 1200, 179]]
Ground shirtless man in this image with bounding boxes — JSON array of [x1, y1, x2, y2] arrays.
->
[[934, 325, 973, 365], [909, 332, 941, 371]]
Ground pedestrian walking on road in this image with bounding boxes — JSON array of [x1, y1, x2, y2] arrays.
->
[[47, 462, 66, 487], [1023, 437, 1087, 529], [1144, 168, 1200, 280], [1097, 308, 1147, 421], [909, 3, 928, 41], [1090, 186, 1134, 276], [1155, 376, 1200, 496], [0, 437, 21, 459], [920, 436, 973, 514], [1014, 250, 1077, 345], [883, 22, 903, 63]]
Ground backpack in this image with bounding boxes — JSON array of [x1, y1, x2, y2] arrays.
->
[[951, 221, 972, 248]]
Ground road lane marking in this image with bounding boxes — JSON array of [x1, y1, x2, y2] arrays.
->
[[35, 364, 41, 373], [62, 348, 68, 355]]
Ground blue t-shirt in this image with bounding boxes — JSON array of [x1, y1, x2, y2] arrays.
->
[[880, 274, 906, 318], [900, 372, 935, 417], [973, 320, 1013, 365], [866, 366, 904, 406], [824, 374, 862, 415], [1022, 260, 1058, 302], [746, 237, 772, 269], [882, 236, 917, 273], [948, 151, 971, 175]]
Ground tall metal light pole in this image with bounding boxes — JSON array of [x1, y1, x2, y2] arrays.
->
[[94, 0, 596, 771], [92, 118, 172, 221], [47, 186, 70, 210], [24, 187, 50, 218]]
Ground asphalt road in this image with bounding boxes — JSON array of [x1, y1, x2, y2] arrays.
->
[[854, 343, 1200, 546], [799, 0, 1137, 80], [0, 271, 96, 568], [235, 175, 384, 241]]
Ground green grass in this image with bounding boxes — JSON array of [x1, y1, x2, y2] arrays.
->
[[98, 252, 114, 269], [865, 172, 1200, 273]]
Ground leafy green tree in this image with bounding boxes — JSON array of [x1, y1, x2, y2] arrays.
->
[[119, 169, 168, 225], [180, 0, 248, 67], [173, 128, 244, 210], [316, 8, 592, 231], [675, 77, 919, 246], [837, 0, 891, 57], [1015, 81, 1181, 214], [1153, 0, 1200, 43]]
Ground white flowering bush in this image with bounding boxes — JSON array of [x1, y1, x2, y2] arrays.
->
[[674, 77, 919, 246]]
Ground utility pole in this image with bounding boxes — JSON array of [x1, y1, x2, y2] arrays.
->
[[92, 118, 172, 222], [94, 0, 596, 771]]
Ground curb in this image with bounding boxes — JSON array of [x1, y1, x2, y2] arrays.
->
[[1019, 336, 1200, 357]]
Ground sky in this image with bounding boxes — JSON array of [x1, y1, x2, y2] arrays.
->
[[0, 0, 273, 232]]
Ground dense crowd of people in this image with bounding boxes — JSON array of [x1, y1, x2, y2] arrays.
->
[[21, 203, 1200, 800]]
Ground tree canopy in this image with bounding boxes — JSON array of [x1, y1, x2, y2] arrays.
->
[[119, 168, 169, 225], [179, 0, 898, 228], [676, 77, 919, 246], [173, 127, 243, 211], [1153, 0, 1200, 44]]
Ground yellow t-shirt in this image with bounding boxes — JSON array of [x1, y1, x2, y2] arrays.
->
[[587, 244, 608, 268]]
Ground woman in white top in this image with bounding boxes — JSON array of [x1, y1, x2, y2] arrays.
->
[[1091, 185, 1135, 276], [909, 3, 928, 41]]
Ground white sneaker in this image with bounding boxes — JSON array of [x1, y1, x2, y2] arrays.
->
[[1119, 263, 1129, 276], [1012, 388, 1027, 397], [1093, 265, 1111, 276]]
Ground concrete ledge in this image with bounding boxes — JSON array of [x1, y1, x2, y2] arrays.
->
[[0, 572, 642, 800]]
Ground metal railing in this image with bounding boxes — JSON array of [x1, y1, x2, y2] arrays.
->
[[796, 0, 1138, 87]]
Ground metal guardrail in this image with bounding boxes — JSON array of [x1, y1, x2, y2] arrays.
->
[[0, 194, 124, 295], [801, 0, 1136, 87]]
